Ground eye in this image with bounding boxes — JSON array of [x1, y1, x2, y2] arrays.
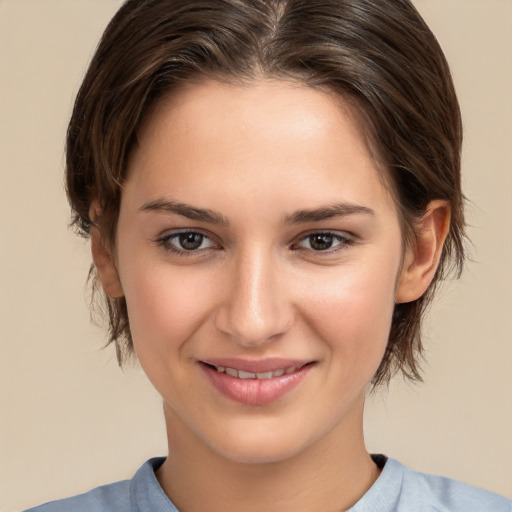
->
[[294, 231, 353, 252], [155, 230, 217, 255]]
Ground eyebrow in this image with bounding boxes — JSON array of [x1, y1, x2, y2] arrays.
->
[[140, 198, 374, 226], [283, 203, 374, 224], [140, 198, 230, 226]]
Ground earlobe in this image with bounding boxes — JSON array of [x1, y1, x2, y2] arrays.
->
[[89, 205, 124, 299], [395, 200, 451, 304]]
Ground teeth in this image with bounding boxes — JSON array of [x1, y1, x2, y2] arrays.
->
[[255, 371, 273, 379], [214, 365, 299, 379], [238, 370, 257, 379]]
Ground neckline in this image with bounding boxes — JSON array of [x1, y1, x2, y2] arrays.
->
[[133, 455, 403, 512]]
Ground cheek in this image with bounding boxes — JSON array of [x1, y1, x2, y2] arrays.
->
[[299, 260, 398, 369], [120, 258, 218, 362]]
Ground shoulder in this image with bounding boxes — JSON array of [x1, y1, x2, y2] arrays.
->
[[23, 457, 171, 512], [398, 459, 512, 512], [351, 457, 511, 512], [23, 480, 131, 512]]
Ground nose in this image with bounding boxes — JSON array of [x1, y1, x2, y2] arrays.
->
[[215, 248, 293, 347]]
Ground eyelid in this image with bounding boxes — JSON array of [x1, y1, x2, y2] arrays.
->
[[292, 230, 355, 253], [154, 228, 219, 256], [153, 228, 356, 257]]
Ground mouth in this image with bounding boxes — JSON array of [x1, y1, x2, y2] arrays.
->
[[199, 359, 315, 406], [203, 363, 307, 380]]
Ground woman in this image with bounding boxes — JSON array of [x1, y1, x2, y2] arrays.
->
[[24, 0, 511, 510]]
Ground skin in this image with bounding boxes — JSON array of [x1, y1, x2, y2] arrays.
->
[[92, 79, 449, 511]]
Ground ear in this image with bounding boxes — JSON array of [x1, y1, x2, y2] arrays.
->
[[89, 204, 124, 299], [395, 200, 450, 304]]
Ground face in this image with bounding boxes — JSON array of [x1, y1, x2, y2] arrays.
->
[[110, 80, 408, 464]]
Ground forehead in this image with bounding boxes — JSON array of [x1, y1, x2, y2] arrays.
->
[[126, 79, 397, 220]]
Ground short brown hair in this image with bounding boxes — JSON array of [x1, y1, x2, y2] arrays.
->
[[67, 0, 465, 387]]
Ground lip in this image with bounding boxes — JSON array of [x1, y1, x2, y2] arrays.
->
[[201, 357, 311, 374], [199, 358, 315, 406]]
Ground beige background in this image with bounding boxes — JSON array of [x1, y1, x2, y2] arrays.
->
[[0, 0, 511, 510]]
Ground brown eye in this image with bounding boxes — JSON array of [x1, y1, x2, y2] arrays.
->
[[309, 233, 334, 251], [295, 231, 353, 253], [178, 232, 205, 250], [156, 230, 216, 255]]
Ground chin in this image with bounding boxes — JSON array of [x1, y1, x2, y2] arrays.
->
[[212, 439, 305, 465], [201, 419, 322, 466]]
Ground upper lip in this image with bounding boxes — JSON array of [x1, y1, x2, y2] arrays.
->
[[200, 358, 313, 373]]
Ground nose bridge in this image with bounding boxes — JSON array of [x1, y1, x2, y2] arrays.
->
[[216, 244, 292, 346]]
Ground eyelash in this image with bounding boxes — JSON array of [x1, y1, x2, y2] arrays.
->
[[155, 229, 218, 257], [293, 232, 354, 253], [155, 229, 354, 257]]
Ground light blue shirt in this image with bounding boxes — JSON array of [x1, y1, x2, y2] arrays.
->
[[25, 456, 512, 511]]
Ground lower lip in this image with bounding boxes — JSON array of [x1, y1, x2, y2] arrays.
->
[[200, 363, 313, 406]]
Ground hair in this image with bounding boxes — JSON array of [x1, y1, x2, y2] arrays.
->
[[67, 0, 464, 387]]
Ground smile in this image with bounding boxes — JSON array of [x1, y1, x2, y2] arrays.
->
[[199, 359, 315, 406], [213, 365, 300, 380]]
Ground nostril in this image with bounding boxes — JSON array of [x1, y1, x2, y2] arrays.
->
[[214, 308, 293, 347]]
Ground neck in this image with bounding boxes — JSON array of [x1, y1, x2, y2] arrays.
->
[[156, 397, 380, 512]]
